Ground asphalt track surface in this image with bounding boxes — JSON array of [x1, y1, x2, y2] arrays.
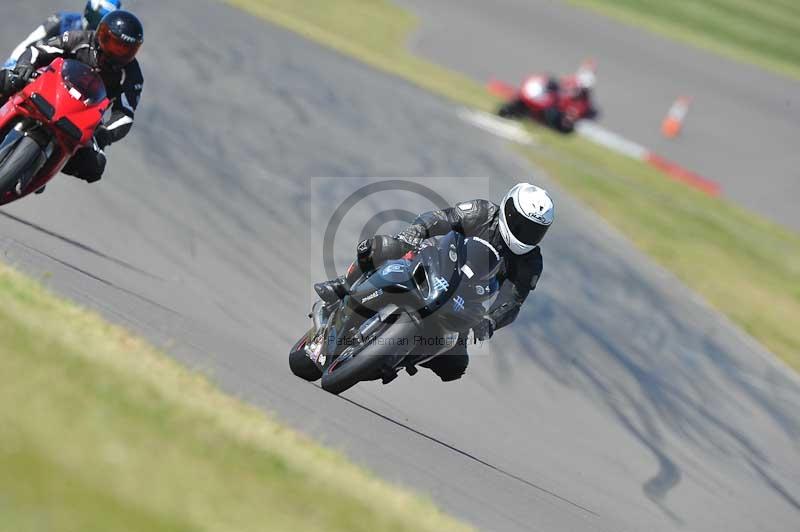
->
[[1, 2, 799, 531], [395, 0, 800, 232]]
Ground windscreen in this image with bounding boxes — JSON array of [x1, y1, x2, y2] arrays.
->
[[61, 59, 106, 104]]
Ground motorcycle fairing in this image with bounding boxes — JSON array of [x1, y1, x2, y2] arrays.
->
[[19, 59, 108, 147], [0, 58, 108, 203]]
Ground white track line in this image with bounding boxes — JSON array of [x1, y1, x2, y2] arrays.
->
[[574, 121, 648, 159], [457, 108, 536, 146], [458, 108, 720, 195]]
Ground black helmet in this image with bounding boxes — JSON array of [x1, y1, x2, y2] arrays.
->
[[96, 10, 143, 69]]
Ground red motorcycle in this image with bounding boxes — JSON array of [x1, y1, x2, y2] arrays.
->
[[0, 58, 108, 205], [493, 61, 598, 133]]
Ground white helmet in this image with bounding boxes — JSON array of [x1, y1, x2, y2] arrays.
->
[[498, 183, 554, 255], [577, 69, 596, 90]]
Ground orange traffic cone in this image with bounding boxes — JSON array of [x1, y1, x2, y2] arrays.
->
[[661, 97, 691, 138]]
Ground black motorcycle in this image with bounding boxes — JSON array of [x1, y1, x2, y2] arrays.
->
[[290, 231, 501, 394]]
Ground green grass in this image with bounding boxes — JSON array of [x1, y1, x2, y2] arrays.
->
[[529, 135, 800, 371], [568, 0, 800, 80], [0, 262, 472, 532], [226, 0, 800, 372]]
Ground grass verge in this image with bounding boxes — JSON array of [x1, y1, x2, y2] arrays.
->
[[0, 262, 471, 532], [567, 0, 800, 81], [226, 0, 800, 371]]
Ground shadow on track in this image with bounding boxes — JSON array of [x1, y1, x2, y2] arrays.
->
[[507, 230, 800, 518], [326, 385, 600, 517]]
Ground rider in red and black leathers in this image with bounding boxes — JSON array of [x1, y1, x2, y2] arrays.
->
[[315, 197, 547, 381], [0, 10, 143, 184]]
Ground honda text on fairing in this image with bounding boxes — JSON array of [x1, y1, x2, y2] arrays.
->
[[290, 232, 502, 394], [0, 58, 108, 203], [496, 60, 599, 133]]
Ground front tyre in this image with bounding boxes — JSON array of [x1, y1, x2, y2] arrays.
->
[[320, 319, 417, 395], [289, 332, 322, 381], [0, 135, 43, 196]]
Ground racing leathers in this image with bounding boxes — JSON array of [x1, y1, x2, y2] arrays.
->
[[4, 11, 85, 69], [0, 30, 143, 182], [316, 199, 544, 381]]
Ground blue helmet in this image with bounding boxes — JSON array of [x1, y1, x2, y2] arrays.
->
[[84, 0, 122, 30]]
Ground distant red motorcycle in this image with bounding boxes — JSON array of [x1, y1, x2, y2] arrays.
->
[[0, 58, 108, 205], [494, 61, 598, 133]]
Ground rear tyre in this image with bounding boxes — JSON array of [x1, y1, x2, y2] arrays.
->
[[320, 319, 416, 395], [289, 332, 322, 382], [0, 135, 43, 196], [558, 117, 576, 134]]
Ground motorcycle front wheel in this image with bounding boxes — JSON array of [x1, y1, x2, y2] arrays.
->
[[497, 99, 527, 119], [320, 319, 416, 395], [289, 330, 323, 382], [0, 133, 43, 196]]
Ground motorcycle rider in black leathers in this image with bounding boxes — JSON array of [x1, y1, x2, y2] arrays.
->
[[314, 183, 555, 382], [0, 10, 143, 185]]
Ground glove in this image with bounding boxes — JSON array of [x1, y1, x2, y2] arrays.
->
[[394, 226, 425, 249], [472, 317, 495, 342], [0, 70, 25, 95], [14, 63, 35, 82]]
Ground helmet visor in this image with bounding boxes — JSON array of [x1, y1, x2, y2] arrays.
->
[[503, 198, 549, 246], [97, 24, 141, 66]]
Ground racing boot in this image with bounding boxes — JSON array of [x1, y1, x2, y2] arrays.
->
[[313, 276, 349, 305]]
